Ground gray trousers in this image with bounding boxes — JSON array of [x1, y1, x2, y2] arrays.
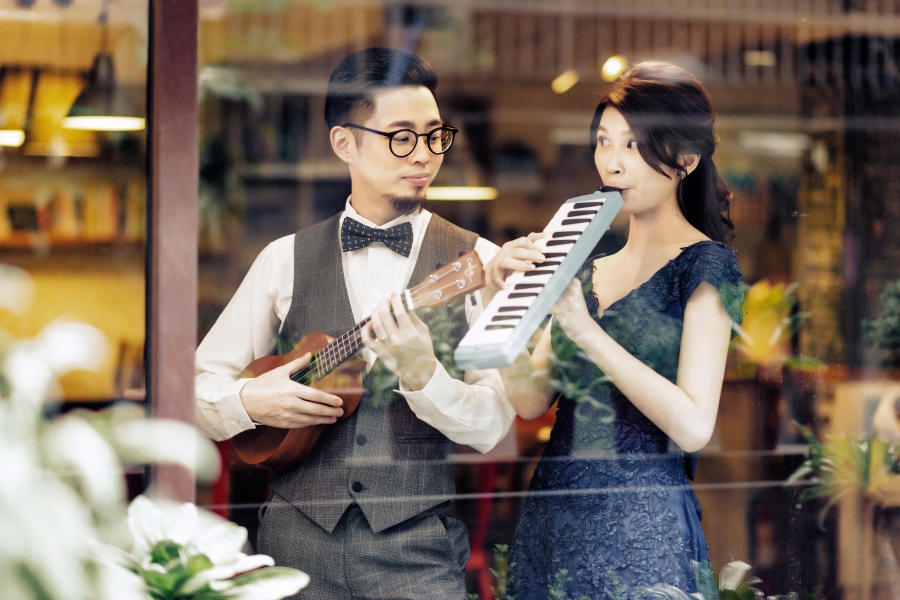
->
[[258, 493, 470, 600]]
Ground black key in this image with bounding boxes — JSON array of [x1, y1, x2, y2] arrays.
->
[[547, 239, 577, 246], [542, 253, 567, 259], [491, 315, 522, 321], [524, 269, 556, 277], [509, 292, 540, 299], [498, 306, 529, 312], [573, 201, 603, 209], [567, 210, 597, 217], [552, 231, 581, 238], [532, 261, 561, 268], [514, 283, 544, 290], [562, 219, 592, 226], [486, 324, 517, 330]]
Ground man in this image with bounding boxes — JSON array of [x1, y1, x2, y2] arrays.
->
[[195, 47, 516, 599]]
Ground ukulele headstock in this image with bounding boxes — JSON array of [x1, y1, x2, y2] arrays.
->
[[410, 250, 485, 309]]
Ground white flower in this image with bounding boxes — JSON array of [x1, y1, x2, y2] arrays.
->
[[42, 416, 127, 530], [127, 495, 201, 563], [124, 495, 309, 599]]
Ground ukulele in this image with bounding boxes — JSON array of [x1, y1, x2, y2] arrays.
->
[[233, 250, 486, 471]]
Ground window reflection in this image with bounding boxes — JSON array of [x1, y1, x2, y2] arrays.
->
[[193, 2, 900, 598]]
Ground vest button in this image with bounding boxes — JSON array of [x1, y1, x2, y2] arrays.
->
[[356, 434, 367, 446], [352, 481, 363, 493]]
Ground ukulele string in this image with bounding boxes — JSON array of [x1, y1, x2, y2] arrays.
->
[[310, 261, 479, 375]]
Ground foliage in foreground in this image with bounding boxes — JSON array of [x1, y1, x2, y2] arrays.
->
[[468, 545, 824, 600], [0, 264, 308, 600]]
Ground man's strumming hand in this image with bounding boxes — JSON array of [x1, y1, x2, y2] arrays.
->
[[239, 353, 344, 428]]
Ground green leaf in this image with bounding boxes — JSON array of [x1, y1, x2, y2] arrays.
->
[[784, 356, 827, 371], [187, 553, 215, 576], [141, 568, 182, 594], [800, 584, 824, 600], [228, 566, 310, 598], [150, 540, 183, 566]]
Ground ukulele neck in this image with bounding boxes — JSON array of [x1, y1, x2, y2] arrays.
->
[[289, 292, 414, 385]]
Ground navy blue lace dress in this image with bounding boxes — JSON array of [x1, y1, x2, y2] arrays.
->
[[508, 241, 744, 599]]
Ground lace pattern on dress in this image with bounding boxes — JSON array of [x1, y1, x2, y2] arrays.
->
[[508, 241, 743, 599]]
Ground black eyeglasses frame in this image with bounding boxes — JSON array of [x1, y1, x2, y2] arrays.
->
[[341, 123, 459, 158]]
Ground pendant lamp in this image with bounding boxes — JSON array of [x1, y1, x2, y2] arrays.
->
[[62, 4, 144, 132]]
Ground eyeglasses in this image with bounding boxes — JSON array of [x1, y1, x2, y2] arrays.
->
[[342, 123, 458, 158]]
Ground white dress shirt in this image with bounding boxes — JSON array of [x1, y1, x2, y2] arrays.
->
[[195, 199, 516, 453]]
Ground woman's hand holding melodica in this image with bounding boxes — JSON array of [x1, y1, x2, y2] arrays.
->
[[549, 277, 597, 344]]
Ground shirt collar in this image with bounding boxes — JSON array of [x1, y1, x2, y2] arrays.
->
[[342, 196, 428, 230]]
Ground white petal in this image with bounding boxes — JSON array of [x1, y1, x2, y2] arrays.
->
[[114, 419, 221, 483], [86, 537, 134, 568], [0, 264, 34, 314], [225, 567, 310, 600], [161, 502, 200, 546], [96, 560, 148, 600], [35, 320, 108, 374], [190, 522, 248, 566], [127, 495, 168, 557], [4, 349, 57, 407], [42, 416, 126, 526], [718, 560, 752, 591], [184, 554, 275, 593]]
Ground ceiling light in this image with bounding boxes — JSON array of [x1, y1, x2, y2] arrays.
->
[[738, 131, 809, 159], [0, 130, 25, 147], [601, 55, 627, 82], [0, 69, 33, 148], [63, 115, 144, 131], [551, 69, 579, 94], [426, 186, 498, 201], [64, 53, 145, 132], [64, 3, 145, 132], [744, 50, 776, 67]]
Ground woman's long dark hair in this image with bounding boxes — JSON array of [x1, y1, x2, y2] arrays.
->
[[590, 61, 734, 242]]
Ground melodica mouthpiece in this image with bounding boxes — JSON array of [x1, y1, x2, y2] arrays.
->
[[599, 186, 623, 193]]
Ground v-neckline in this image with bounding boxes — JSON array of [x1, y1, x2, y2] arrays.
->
[[593, 240, 715, 320]]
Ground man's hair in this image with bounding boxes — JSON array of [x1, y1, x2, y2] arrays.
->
[[324, 47, 438, 129]]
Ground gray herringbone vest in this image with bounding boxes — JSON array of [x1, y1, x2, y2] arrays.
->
[[268, 212, 477, 533]]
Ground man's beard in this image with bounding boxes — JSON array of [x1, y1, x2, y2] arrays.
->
[[385, 194, 426, 215]]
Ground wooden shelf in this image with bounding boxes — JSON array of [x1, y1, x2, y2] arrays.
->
[[0, 234, 145, 251]]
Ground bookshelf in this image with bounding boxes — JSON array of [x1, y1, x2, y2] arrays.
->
[[0, 168, 146, 250]]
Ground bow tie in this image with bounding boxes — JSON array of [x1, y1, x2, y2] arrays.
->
[[340, 217, 414, 257]]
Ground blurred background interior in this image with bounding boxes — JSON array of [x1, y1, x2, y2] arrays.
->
[[6, 0, 900, 597]]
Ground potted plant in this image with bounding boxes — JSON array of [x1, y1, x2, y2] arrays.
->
[[724, 280, 823, 450]]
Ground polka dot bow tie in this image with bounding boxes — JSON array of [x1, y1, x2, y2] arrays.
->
[[340, 217, 414, 257]]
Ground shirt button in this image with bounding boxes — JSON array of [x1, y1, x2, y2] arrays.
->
[[373, 272, 381, 279], [352, 481, 363, 493], [356, 434, 367, 446]]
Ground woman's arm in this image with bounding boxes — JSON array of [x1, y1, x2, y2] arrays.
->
[[498, 324, 557, 419], [552, 278, 732, 452]]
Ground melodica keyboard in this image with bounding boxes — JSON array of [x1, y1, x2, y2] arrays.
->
[[454, 188, 623, 370]]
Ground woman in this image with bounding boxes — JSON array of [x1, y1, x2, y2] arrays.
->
[[484, 61, 744, 598]]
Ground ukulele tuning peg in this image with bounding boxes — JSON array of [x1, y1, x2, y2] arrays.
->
[[458, 250, 467, 257], [435, 262, 445, 269]]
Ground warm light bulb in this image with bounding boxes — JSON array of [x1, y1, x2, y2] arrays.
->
[[601, 55, 627, 82], [426, 187, 498, 201], [744, 50, 776, 67], [551, 69, 579, 94], [62, 116, 146, 131], [0, 129, 25, 147]]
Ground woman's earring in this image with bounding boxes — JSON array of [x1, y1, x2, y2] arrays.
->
[[678, 169, 686, 179]]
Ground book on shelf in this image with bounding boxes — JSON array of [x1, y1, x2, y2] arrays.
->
[[0, 177, 146, 247]]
